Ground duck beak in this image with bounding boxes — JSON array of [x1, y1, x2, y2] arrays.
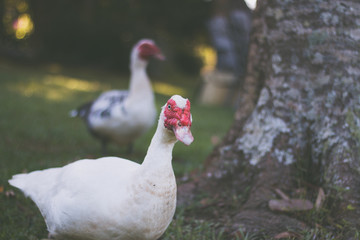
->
[[155, 52, 165, 60], [174, 125, 194, 145]]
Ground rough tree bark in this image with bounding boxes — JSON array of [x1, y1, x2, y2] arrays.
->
[[179, 0, 360, 238]]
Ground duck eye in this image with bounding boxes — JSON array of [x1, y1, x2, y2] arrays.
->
[[167, 105, 171, 110]]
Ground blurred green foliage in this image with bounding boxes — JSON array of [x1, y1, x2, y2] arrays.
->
[[0, 0, 212, 73]]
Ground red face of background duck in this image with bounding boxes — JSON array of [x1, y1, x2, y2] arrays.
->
[[164, 98, 193, 145], [137, 41, 165, 61]]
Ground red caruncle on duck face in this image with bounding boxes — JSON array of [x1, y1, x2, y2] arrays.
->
[[164, 98, 193, 145], [164, 99, 191, 129], [137, 41, 164, 61]]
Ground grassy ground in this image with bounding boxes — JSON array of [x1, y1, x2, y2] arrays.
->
[[0, 62, 235, 239]]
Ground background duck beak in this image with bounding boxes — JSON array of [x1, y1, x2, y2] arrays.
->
[[155, 52, 165, 60]]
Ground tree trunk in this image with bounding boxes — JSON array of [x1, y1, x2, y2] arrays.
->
[[179, 0, 360, 238]]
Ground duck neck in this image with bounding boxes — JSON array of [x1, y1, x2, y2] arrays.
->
[[127, 59, 153, 104], [142, 116, 177, 170]]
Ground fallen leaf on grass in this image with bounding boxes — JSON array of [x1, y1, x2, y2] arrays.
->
[[275, 188, 290, 201], [200, 198, 211, 206], [5, 190, 15, 197], [315, 187, 325, 210], [274, 231, 302, 239], [0, 185, 4, 193], [232, 229, 250, 239], [269, 199, 313, 211], [211, 135, 220, 145], [315, 223, 322, 228]]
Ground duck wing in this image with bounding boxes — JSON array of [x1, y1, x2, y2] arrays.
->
[[90, 90, 129, 120]]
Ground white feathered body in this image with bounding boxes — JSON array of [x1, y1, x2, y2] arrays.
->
[[9, 95, 194, 240], [87, 66, 156, 146], [71, 40, 161, 148], [9, 156, 176, 240]]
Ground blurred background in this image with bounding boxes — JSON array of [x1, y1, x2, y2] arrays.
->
[[0, 1, 256, 238], [0, 0, 256, 179], [0, 0, 255, 79], [0, 0, 256, 170], [0, 0, 209, 74]]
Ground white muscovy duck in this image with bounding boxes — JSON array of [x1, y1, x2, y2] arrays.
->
[[70, 39, 164, 154], [9, 95, 194, 240]]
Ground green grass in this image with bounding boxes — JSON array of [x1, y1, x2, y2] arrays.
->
[[161, 210, 226, 240], [0, 62, 234, 239]]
